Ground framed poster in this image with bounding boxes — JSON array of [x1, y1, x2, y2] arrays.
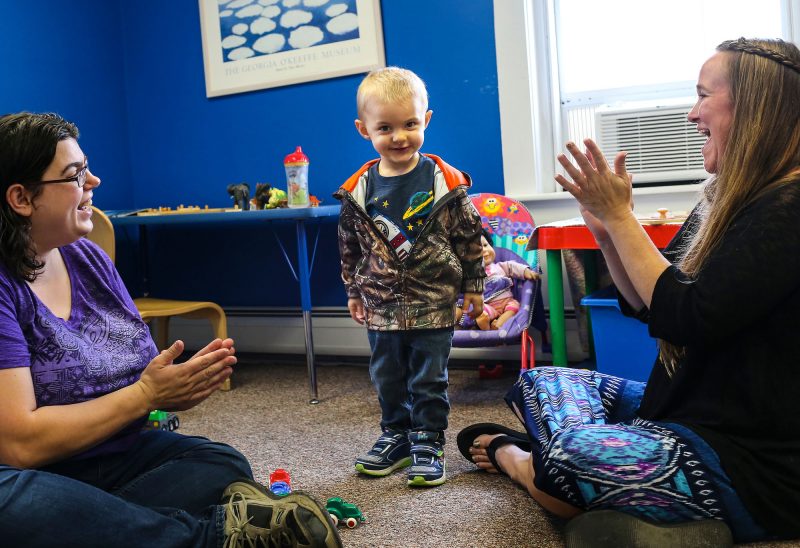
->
[[198, 0, 385, 98]]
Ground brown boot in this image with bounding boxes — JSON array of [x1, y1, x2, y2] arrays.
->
[[222, 479, 342, 548]]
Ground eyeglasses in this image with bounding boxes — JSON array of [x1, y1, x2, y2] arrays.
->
[[29, 159, 89, 189]]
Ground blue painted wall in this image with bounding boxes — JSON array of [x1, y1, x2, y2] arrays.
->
[[0, 1, 133, 208], [118, 0, 502, 209], [1, 0, 503, 308]]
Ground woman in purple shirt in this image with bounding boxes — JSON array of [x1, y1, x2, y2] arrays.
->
[[0, 112, 341, 548]]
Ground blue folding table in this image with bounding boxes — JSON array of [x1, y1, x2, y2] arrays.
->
[[109, 205, 341, 404]]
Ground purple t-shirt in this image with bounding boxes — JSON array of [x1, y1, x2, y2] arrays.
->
[[0, 238, 158, 459]]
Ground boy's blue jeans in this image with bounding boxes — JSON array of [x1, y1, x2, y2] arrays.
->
[[367, 328, 453, 440], [0, 430, 252, 547]]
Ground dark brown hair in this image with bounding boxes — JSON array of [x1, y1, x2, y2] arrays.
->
[[0, 112, 79, 281]]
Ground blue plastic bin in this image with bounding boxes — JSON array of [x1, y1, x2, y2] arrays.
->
[[581, 287, 657, 382]]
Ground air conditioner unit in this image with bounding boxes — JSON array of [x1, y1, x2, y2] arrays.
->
[[595, 102, 708, 185]]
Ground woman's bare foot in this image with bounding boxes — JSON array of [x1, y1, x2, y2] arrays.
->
[[467, 433, 504, 473], [469, 433, 582, 519], [469, 434, 535, 486]]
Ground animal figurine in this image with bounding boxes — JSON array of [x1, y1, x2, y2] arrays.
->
[[254, 183, 272, 210], [227, 183, 250, 210], [266, 187, 288, 209]]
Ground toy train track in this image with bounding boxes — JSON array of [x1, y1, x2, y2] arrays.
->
[[136, 205, 240, 216]]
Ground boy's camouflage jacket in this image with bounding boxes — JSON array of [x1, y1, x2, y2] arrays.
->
[[333, 154, 485, 331]]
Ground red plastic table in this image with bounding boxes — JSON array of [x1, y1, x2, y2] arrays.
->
[[531, 217, 682, 366]]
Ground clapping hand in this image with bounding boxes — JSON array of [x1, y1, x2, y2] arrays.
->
[[136, 338, 236, 412], [555, 139, 633, 225]]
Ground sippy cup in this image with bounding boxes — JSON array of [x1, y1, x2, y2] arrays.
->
[[284, 146, 310, 208]]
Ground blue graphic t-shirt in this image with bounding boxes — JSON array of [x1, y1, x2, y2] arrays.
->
[[0, 238, 158, 459], [365, 154, 435, 261]]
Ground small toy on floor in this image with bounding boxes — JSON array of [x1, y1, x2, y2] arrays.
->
[[144, 410, 179, 431], [268, 468, 292, 496], [325, 497, 366, 529]]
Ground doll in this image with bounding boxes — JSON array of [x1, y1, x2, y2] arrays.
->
[[456, 230, 539, 330]]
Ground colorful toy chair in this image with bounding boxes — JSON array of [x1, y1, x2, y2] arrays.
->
[[452, 193, 548, 376]]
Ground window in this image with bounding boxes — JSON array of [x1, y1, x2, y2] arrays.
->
[[495, 0, 800, 199]]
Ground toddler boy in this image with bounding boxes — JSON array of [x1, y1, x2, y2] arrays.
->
[[334, 67, 485, 486]]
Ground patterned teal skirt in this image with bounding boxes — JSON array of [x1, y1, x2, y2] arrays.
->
[[504, 367, 768, 543]]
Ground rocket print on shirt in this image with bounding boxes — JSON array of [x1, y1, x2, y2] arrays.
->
[[371, 190, 433, 261], [373, 213, 413, 260]]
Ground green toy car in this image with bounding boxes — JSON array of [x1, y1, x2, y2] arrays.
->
[[325, 497, 365, 529], [146, 410, 179, 431]]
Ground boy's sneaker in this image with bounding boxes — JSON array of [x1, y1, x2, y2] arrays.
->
[[407, 432, 446, 486], [222, 478, 342, 548], [354, 430, 411, 476]]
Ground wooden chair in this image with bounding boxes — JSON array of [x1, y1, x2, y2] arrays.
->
[[86, 207, 231, 390]]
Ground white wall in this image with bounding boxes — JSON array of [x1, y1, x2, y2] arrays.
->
[[165, 314, 541, 361]]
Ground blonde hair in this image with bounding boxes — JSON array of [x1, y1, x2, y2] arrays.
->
[[356, 66, 428, 118], [659, 38, 800, 374]]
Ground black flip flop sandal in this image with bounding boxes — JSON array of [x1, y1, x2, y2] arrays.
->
[[457, 423, 532, 467]]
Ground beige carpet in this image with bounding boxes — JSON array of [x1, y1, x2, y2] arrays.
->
[[177, 356, 798, 548]]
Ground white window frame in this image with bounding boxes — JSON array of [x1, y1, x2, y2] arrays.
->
[[495, 0, 800, 201]]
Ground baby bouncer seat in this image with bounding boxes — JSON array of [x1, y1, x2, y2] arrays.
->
[[452, 193, 548, 377]]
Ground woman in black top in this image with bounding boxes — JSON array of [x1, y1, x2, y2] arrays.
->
[[457, 38, 800, 546]]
